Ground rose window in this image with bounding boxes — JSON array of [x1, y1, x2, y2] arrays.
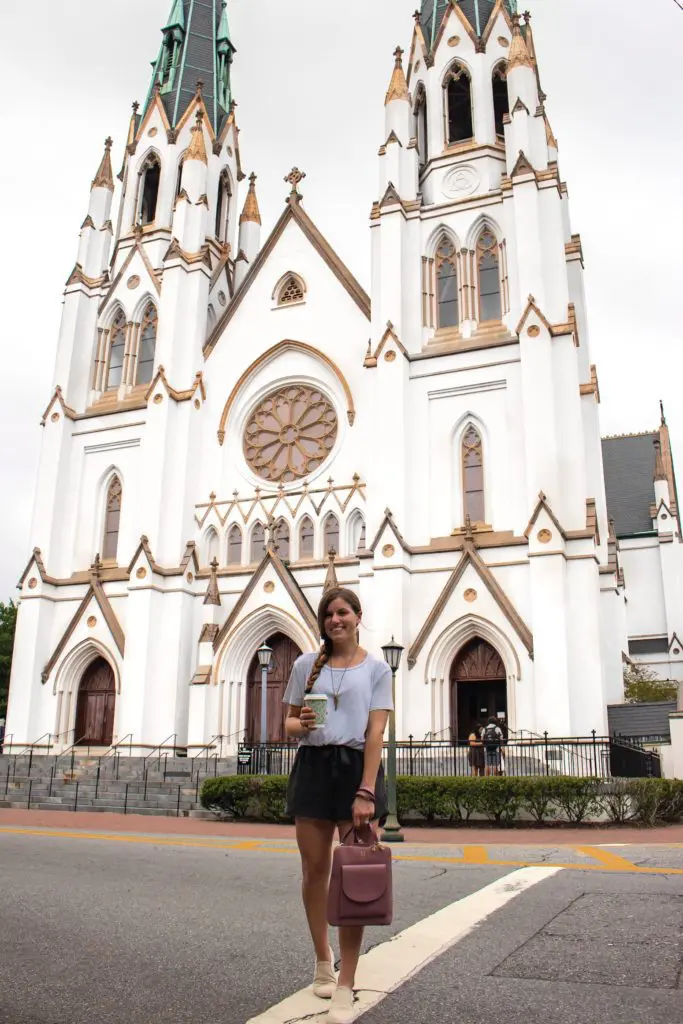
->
[[243, 385, 338, 482]]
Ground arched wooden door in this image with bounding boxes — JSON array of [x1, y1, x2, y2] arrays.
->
[[246, 633, 302, 743], [450, 638, 506, 742], [74, 657, 116, 746]]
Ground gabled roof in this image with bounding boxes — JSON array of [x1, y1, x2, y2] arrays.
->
[[204, 195, 370, 357], [212, 545, 318, 652], [41, 572, 125, 683], [407, 539, 533, 668]]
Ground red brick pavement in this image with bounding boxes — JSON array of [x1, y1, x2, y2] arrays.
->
[[1, 808, 682, 845]]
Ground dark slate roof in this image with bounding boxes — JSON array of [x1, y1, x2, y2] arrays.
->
[[420, 0, 515, 49], [147, 0, 229, 132], [607, 701, 676, 741], [601, 434, 657, 538]]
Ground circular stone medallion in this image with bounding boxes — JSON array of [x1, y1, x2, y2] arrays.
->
[[87, 616, 97, 628], [127, 275, 140, 290], [527, 325, 540, 337], [537, 529, 552, 544], [464, 588, 477, 603], [448, 35, 461, 47], [498, 36, 510, 48], [28, 577, 37, 590], [136, 566, 147, 580], [148, 127, 158, 137], [153, 394, 163, 405], [187, 573, 194, 584], [243, 384, 338, 483], [264, 581, 275, 594], [442, 165, 480, 199], [218, 291, 227, 307], [384, 350, 396, 362], [382, 544, 395, 558], [51, 412, 60, 423]]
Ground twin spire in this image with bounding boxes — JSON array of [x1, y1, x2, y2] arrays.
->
[[384, 47, 409, 105], [91, 137, 114, 192], [240, 173, 262, 225]]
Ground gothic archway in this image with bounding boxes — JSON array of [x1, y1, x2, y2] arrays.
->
[[245, 633, 302, 743], [74, 657, 116, 746], [450, 638, 506, 742]]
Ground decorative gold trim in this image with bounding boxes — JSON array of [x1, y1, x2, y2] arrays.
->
[[507, 14, 533, 70], [240, 172, 261, 225], [385, 47, 409, 105], [524, 491, 566, 541], [145, 365, 206, 405], [217, 340, 355, 444], [365, 322, 409, 367], [212, 546, 318, 653], [186, 109, 208, 164], [41, 560, 126, 682], [579, 364, 600, 402], [91, 137, 115, 192], [407, 540, 534, 668], [41, 386, 77, 426]]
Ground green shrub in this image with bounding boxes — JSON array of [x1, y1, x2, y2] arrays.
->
[[200, 773, 683, 827]]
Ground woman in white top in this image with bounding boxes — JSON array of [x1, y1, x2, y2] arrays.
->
[[283, 587, 393, 1024]]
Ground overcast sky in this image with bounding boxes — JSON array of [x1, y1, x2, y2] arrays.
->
[[0, 0, 681, 601]]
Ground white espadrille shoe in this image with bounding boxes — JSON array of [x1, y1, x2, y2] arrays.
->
[[312, 949, 337, 999], [327, 986, 356, 1024]]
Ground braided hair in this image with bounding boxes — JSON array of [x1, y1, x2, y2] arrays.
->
[[305, 587, 362, 693]]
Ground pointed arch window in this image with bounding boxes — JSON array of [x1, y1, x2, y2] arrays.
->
[[436, 235, 459, 329], [299, 517, 314, 560], [477, 230, 502, 323], [350, 513, 366, 554], [250, 522, 266, 563], [274, 518, 290, 560], [175, 155, 185, 200], [492, 63, 509, 139], [204, 528, 219, 567], [227, 524, 242, 565], [103, 476, 122, 562], [277, 274, 305, 306], [414, 86, 428, 168], [323, 514, 340, 556], [462, 426, 485, 523], [445, 64, 473, 144], [215, 170, 232, 243], [139, 153, 161, 226], [136, 303, 157, 385], [106, 309, 127, 391]]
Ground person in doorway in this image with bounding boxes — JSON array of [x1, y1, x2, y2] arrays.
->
[[283, 587, 393, 1024], [481, 716, 504, 776], [467, 722, 485, 777]]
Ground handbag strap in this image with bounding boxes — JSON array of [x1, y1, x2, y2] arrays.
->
[[340, 824, 379, 847]]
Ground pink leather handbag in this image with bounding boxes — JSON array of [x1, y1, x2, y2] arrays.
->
[[327, 826, 393, 927]]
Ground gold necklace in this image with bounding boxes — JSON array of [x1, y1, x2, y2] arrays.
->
[[328, 647, 358, 710]]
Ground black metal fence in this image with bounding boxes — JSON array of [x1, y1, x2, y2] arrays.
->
[[237, 732, 661, 780]]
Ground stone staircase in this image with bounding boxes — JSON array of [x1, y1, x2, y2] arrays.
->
[[0, 753, 237, 818]]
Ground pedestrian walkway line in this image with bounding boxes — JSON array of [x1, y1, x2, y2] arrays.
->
[[1, 827, 682, 875], [245, 866, 561, 1024]]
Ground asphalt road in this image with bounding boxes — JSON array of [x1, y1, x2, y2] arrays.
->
[[0, 830, 681, 1024]]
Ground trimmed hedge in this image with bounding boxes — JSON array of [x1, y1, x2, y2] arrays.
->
[[200, 774, 683, 828]]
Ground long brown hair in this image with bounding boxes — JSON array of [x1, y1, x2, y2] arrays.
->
[[305, 587, 362, 693]]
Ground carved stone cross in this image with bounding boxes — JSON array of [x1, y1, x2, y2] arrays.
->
[[284, 167, 306, 196]]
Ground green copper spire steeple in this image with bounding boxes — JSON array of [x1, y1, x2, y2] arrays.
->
[[145, 0, 235, 133], [419, 0, 517, 50]]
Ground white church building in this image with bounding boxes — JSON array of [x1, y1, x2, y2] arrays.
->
[[7, 0, 682, 755]]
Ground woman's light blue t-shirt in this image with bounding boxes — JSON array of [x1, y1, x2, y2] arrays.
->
[[282, 652, 393, 751]]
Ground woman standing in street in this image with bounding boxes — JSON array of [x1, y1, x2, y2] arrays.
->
[[283, 587, 393, 1024]]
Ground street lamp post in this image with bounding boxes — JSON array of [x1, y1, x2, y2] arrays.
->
[[256, 642, 273, 773], [381, 636, 404, 843]]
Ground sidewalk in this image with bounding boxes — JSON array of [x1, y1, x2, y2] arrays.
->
[[1, 807, 682, 844]]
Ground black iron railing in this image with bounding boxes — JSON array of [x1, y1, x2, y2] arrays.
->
[[236, 732, 661, 780]]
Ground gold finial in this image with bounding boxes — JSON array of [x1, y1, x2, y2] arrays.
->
[[285, 167, 306, 198], [91, 137, 115, 191], [186, 108, 207, 164], [385, 46, 410, 106], [508, 13, 533, 70], [239, 172, 261, 225]]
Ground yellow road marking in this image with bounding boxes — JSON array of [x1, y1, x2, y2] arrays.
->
[[1, 826, 683, 875], [575, 845, 638, 872], [462, 845, 490, 863]]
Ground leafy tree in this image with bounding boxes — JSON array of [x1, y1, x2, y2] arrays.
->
[[624, 662, 678, 704], [0, 600, 18, 720]]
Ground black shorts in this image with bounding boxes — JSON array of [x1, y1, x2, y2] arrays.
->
[[286, 745, 388, 825]]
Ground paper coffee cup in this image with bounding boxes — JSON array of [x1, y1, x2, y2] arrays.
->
[[303, 695, 328, 727]]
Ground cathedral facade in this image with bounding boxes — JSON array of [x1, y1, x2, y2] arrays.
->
[[7, 0, 682, 755]]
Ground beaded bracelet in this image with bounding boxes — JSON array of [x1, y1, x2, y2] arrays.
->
[[356, 788, 376, 802]]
